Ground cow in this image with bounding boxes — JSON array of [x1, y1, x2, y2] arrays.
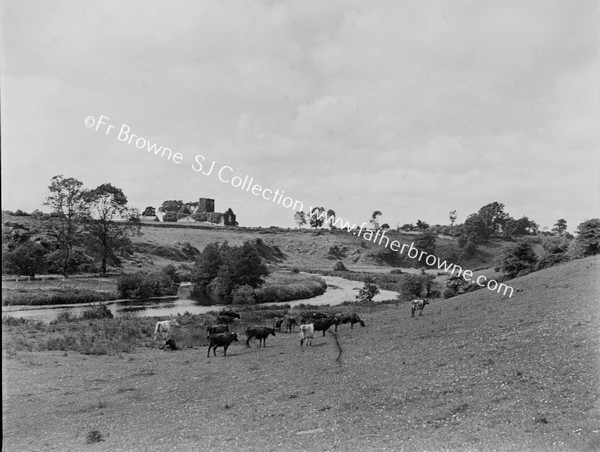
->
[[299, 324, 315, 347], [411, 298, 430, 317], [334, 313, 365, 331], [153, 319, 180, 340], [163, 338, 177, 351], [207, 332, 238, 357], [206, 324, 229, 337], [216, 315, 237, 325], [313, 317, 338, 336], [300, 311, 329, 325], [272, 317, 284, 332], [245, 326, 276, 348], [219, 309, 241, 320], [285, 316, 298, 333]]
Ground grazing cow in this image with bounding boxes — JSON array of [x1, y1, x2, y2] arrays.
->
[[245, 326, 276, 348], [334, 313, 365, 331], [216, 315, 237, 325], [313, 317, 338, 336], [285, 316, 298, 333], [207, 332, 238, 357], [219, 309, 241, 320], [206, 324, 229, 337], [164, 338, 177, 351], [299, 324, 315, 347], [153, 319, 180, 340], [300, 311, 329, 324], [411, 298, 430, 317], [272, 317, 284, 332]]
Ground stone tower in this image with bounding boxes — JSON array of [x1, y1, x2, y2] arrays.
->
[[198, 198, 215, 213]]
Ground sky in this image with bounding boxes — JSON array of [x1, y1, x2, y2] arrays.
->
[[1, 0, 599, 231]]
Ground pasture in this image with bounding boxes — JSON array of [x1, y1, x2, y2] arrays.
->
[[2, 256, 599, 451]]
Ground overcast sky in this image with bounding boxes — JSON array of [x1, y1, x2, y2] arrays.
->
[[2, 0, 598, 231]]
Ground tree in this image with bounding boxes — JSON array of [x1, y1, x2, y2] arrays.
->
[[416, 219, 430, 230], [449, 210, 457, 227], [142, 206, 156, 217], [84, 183, 141, 275], [159, 200, 183, 213], [191, 242, 224, 289], [3, 242, 48, 277], [293, 211, 307, 228], [501, 242, 538, 279], [370, 211, 382, 229], [463, 213, 492, 243], [355, 277, 379, 302], [326, 209, 336, 228], [553, 219, 567, 236], [571, 219, 600, 257], [309, 207, 325, 229], [43, 175, 89, 275], [503, 216, 539, 237], [478, 202, 509, 235]]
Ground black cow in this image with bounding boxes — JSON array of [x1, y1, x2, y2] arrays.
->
[[411, 298, 430, 317], [219, 309, 241, 319], [207, 332, 238, 357], [206, 324, 229, 337], [245, 326, 276, 348], [300, 311, 329, 324], [272, 317, 284, 332], [313, 317, 338, 336], [334, 313, 365, 331], [160, 338, 177, 351], [216, 315, 237, 325]]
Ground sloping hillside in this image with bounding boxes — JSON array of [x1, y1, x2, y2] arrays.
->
[[3, 256, 598, 451]]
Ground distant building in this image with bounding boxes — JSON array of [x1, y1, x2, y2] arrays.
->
[[151, 197, 237, 226]]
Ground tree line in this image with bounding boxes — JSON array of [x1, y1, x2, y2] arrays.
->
[[3, 175, 140, 277]]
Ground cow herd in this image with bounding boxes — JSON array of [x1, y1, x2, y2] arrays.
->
[[154, 299, 430, 356]]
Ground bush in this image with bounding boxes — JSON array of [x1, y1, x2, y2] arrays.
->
[[80, 303, 114, 320], [232, 285, 257, 305], [537, 253, 569, 270], [501, 242, 538, 279], [571, 219, 600, 258], [254, 277, 327, 304], [333, 261, 349, 271], [399, 273, 435, 301], [2, 289, 117, 306], [355, 277, 379, 303], [117, 271, 178, 299], [3, 242, 48, 277]]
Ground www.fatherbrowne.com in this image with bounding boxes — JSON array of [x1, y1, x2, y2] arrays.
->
[[310, 208, 514, 298]]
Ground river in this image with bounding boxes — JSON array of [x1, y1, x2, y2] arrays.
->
[[2, 275, 399, 323]]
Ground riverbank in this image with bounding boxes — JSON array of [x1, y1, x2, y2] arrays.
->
[[2, 275, 400, 323]]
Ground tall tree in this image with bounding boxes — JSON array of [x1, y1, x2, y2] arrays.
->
[[43, 175, 89, 275], [309, 207, 325, 229], [572, 219, 600, 257], [478, 202, 509, 235], [449, 210, 457, 227], [84, 183, 141, 275], [293, 211, 307, 228], [326, 209, 336, 228], [553, 219, 568, 236]]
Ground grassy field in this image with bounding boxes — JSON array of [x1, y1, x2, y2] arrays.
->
[[2, 256, 599, 451]]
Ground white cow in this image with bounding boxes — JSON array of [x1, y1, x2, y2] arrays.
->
[[154, 319, 180, 340], [299, 324, 315, 347]]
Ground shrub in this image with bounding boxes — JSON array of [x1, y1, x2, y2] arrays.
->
[[3, 242, 48, 277], [117, 271, 178, 299], [354, 277, 379, 303], [537, 253, 569, 270], [571, 219, 600, 258], [501, 242, 538, 279], [232, 285, 257, 305], [80, 303, 114, 320], [399, 273, 435, 301], [333, 261, 348, 271]]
